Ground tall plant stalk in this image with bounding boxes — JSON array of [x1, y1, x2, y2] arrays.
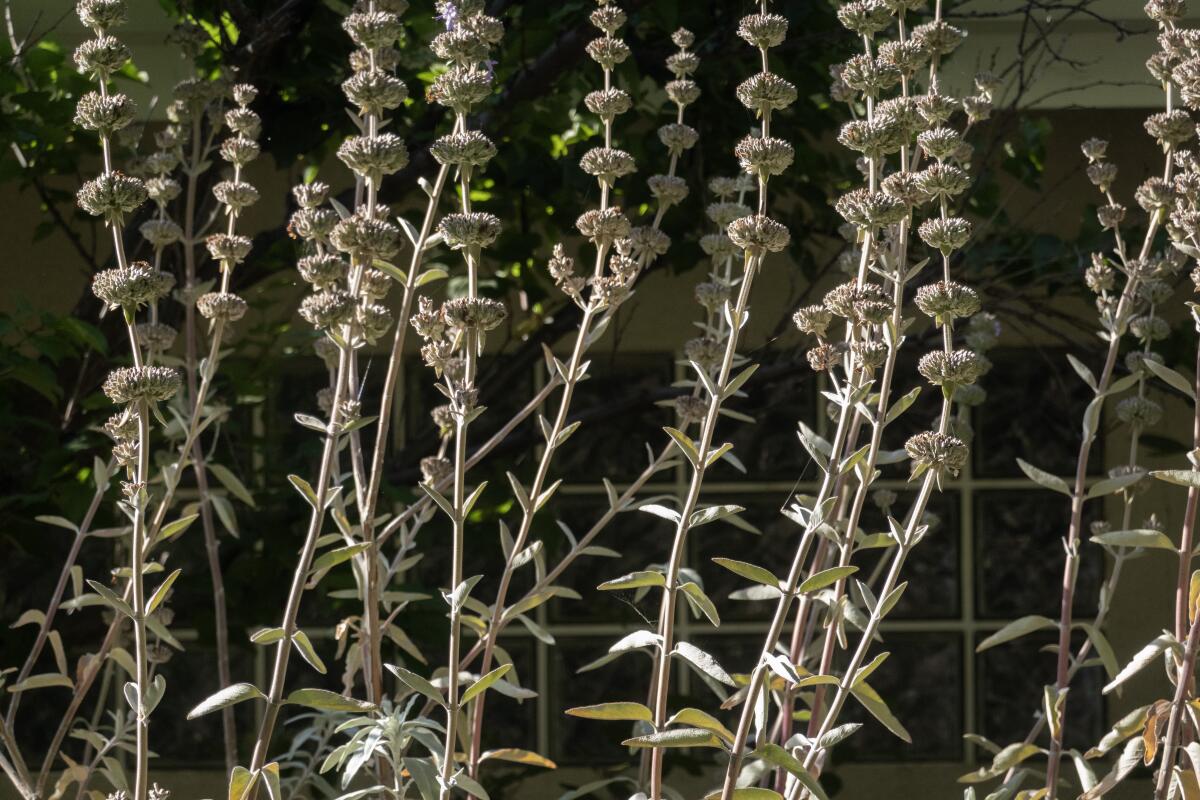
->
[[463, 10, 699, 777], [632, 4, 794, 797]]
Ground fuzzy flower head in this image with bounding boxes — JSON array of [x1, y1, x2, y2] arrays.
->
[[443, 296, 508, 332], [330, 215, 401, 260], [337, 134, 410, 183], [343, 11, 403, 50], [918, 349, 987, 389], [738, 13, 789, 49], [78, 0, 127, 31], [586, 37, 631, 70], [737, 71, 797, 115], [579, 146, 637, 186], [140, 219, 182, 248], [196, 292, 248, 323], [429, 65, 493, 113], [92, 262, 174, 311], [648, 174, 690, 207], [297, 254, 349, 290], [438, 211, 501, 250], [793, 304, 834, 338], [75, 91, 136, 136], [74, 35, 130, 78], [727, 214, 790, 257], [77, 173, 146, 223], [576, 207, 631, 246], [212, 180, 260, 213], [914, 281, 980, 324], [429, 130, 497, 170], [300, 290, 355, 330], [103, 366, 181, 405], [905, 430, 969, 484], [293, 182, 331, 210], [918, 216, 972, 254], [342, 70, 408, 117], [735, 135, 794, 180], [206, 233, 253, 266]]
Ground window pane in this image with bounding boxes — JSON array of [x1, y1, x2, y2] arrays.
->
[[546, 495, 674, 626], [975, 630, 1105, 750], [546, 636, 654, 764], [706, 360, 817, 481], [554, 353, 673, 482], [975, 490, 1101, 620], [833, 632, 964, 762], [973, 348, 1102, 478]]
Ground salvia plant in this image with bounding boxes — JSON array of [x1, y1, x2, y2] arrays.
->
[[13, 1, 1200, 800]]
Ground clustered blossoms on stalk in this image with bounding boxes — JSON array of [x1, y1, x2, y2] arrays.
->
[[955, 4, 1200, 798], [74, 2, 183, 799], [564, 3, 794, 800], [704, 0, 996, 797]]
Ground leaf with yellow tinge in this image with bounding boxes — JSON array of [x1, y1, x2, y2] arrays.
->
[[667, 707, 735, 744], [703, 790, 783, 800], [460, 663, 512, 705], [479, 748, 556, 769], [850, 679, 911, 743], [228, 766, 258, 800], [261, 762, 282, 800], [622, 728, 725, 749], [565, 701, 652, 722]]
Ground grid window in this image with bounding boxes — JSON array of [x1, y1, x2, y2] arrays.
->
[[137, 346, 1110, 778]]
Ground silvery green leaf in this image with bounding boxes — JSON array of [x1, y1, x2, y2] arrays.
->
[[849, 679, 910, 743], [690, 504, 745, 528], [386, 664, 445, 708], [975, 615, 1057, 652], [797, 423, 831, 471], [1143, 358, 1196, 400], [1103, 632, 1181, 694], [1090, 529, 1176, 550], [506, 471, 531, 512], [1066, 354, 1098, 391], [817, 722, 861, 750], [292, 630, 327, 675], [516, 614, 555, 644], [622, 728, 725, 750], [460, 664, 512, 705], [663, 426, 700, 468], [1076, 622, 1119, 680], [674, 642, 735, 686], [1087, 469, 1147, 499], [798, 566, 858, 594], [884, 387, 922, 427], [36, 515, 78, 533], [147, 568, 182, 615], [1079, 735, 1143, 799], [1016, 458, 1072, 496], [1152, 469, 1200, 488], [565, 701, 653, 722], [86, 580, 133, 619], [639, 503, 681, 524], [852, 651, 889, 687], [712, 558, 780, 589], [1082, 395, 1104, 443], [598, 571, 665, 591], [691, 361, 719, 397], [208, 463, 255, 507], [722, 363, 759, 400], [680, 582, 721, 627], [187, 682, 265, 719], [1087, 704, 1151, 758], [751, 743, 828, 800], [288, 475, 319, 508], [294, 413, 328, 434]]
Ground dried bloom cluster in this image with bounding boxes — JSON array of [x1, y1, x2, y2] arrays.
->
[[711, 2, 992, 796], [965, 10, 1197, 800], [74, 3, 182, 797]]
